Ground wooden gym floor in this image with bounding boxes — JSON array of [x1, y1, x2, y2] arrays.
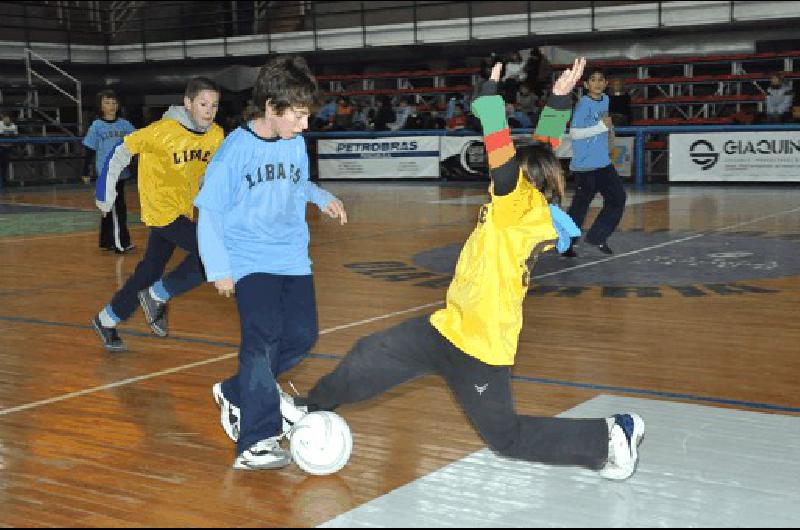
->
[[0, 180, 799, 527]]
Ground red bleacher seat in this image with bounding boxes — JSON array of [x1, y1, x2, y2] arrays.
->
[[631, 94, 765, 105], [322, 85, 473, 98], [632, 117, 735, 126]]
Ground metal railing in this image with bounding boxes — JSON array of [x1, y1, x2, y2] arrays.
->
[[24, 48, 82, 134]]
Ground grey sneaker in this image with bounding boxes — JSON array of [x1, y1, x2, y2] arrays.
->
[[138, 289, 168, 337], [91, 315, 128, 352], [212, 383, 240, 442], [233, 437, 291, 470]]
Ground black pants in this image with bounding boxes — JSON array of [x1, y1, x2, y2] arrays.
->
[[567, 164, 627, 245], [307, 315, 608, 470], [99, 179, 131, 251], [109, 215, 204, 321]]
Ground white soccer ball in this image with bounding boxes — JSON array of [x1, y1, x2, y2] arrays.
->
[[289, 411, 353, 475]]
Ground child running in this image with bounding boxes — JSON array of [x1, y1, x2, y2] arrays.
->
[[91, 77, 224, 351]]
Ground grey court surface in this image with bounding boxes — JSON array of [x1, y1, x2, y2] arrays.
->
[[321, 395, 800, 528]]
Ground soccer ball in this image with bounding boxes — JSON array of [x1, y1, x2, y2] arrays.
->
[[289, 411, 353, 475]]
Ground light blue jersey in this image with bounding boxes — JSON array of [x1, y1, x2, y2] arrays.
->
[[570, 94, 610, 172], [195, 126, 337, 282], [83, 118, 136, 179]]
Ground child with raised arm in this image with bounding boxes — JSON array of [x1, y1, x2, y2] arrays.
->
[[91, 78, 224, 351], [198, 56, 347, 470], [275, 59, 646, 480]]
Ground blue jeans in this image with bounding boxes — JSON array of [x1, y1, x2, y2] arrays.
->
[[222, 273, 318, 456], [109, 215, 205, 321], [567, 164, 627, 245]]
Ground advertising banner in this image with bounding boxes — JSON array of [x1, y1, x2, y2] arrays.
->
[[670, 131, 800, 182], [317, 136, 440, 179]]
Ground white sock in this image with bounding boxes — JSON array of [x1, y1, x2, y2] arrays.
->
[[98, 308, 117, 328], [149, 285, 167, 303]]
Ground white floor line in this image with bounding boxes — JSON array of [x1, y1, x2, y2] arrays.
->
[[2, 205, 799, 418]]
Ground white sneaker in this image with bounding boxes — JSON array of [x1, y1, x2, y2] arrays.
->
[[599, 413, 645, 481], [212, 383, 240, 442], [233, 437, 291, 470], [277, 382, 308, 436]]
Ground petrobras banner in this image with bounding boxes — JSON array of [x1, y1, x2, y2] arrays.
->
[[317, 137, 440, 179], [670, 132, 800, 182]]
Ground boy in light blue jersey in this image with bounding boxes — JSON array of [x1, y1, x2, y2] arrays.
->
[[564, 67, 627, 256], [196, 55, 347, 471], [83, 89, 136, 253]]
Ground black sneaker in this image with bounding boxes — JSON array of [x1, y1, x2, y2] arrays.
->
[[91, 316, 128, 352], [560, 243, 578, 258], [114, 244, 136, 254], [594, 242, 614, 255], [138, 289, 169, 337]]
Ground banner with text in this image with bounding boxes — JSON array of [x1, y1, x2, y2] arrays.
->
[[670, 131, 800, 182], [318, 137, 440, 179]]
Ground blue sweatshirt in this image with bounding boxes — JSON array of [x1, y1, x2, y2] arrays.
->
[[570, 94, 611, 172], [194, 125, 336, 282]]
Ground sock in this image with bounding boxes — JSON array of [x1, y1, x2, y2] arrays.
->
[[150, 280, 170, 303], [98, 305, 121, 328]]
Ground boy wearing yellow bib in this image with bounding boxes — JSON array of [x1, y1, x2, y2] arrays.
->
[[91, 77, 224, 352]]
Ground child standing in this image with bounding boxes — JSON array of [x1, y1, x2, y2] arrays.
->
[[197, 56, 347, 470], [83, 89, 136, 253], [91, 78, 224, 351], [564, 67, 627, 256]]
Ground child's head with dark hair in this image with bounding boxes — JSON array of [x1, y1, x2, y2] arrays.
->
[[96, 89, 120, 120], [252, 55, 319, 115], [517, 143, 565, 205], [251, 55, 318, 139], [583, 67, 608, 99], [183, 76, 221, 130]]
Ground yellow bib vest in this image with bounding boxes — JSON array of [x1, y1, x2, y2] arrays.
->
[[124, 119, 224, 227]]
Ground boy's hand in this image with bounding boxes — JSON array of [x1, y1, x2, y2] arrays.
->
[[214, 278, 235, 297], [323, 199, 348, 225], [552, 57, 586, 96], [490, 62, 503, 82]]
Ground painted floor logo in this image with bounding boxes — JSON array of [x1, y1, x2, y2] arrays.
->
[[345, 230, 800, 298]]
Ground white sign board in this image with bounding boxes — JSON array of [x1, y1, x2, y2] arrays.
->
[[670, 131, 800, 182], [317, 137, 440, 179]]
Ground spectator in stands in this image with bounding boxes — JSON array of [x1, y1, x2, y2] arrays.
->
[[524, 47, 553, 98], [764, 72, 794, 123], [331, 97, 354, 131], [372, 96, 396, 131], [506, 103, 532, 129], [0, 113, 19, 186], [391, 98, 414, 130], [352, 102, 369, 130], [516, 84, 539, 122], [501, 51, 526, 103], [608, 78, 632, 127], [313, 98, 337, 130], [447, 103, 467, 130]]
